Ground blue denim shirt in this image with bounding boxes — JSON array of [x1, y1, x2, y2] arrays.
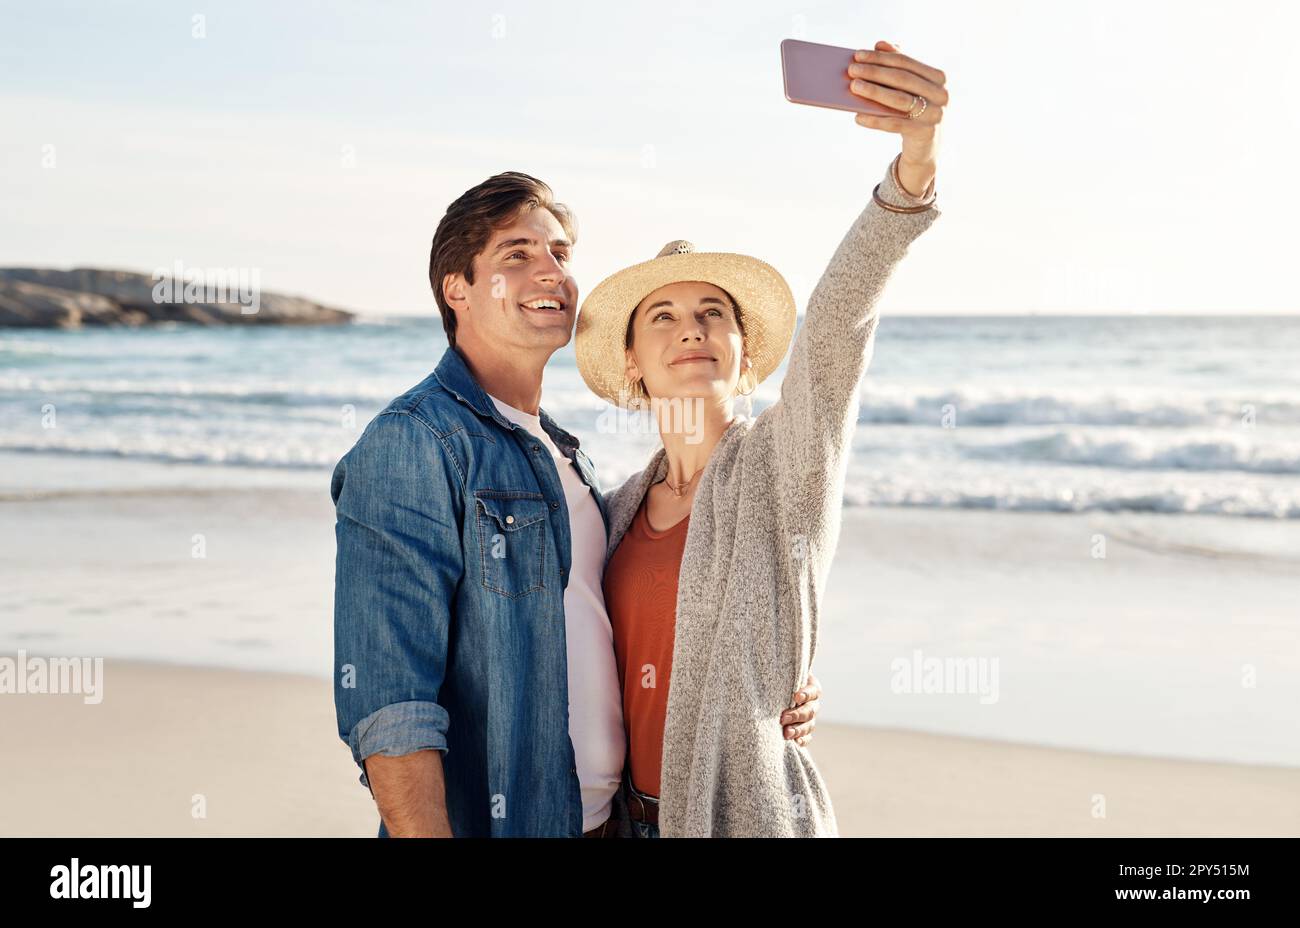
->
[[332, 345, 612, 837]]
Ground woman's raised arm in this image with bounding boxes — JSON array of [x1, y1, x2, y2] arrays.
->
[[761, 40, 948, 564]]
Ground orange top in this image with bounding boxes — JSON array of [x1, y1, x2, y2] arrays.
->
[[602, 494, 689, 798]]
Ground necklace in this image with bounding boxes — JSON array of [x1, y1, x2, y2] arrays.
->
[[660, 466, 704, 498]]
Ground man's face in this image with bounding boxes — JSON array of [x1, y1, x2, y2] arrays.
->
[[447, 206, 578, 354]]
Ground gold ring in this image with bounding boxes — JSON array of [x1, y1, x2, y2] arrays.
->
[[906, 95, 928, 119]]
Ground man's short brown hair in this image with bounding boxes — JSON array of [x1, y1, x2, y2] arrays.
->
[[428, 172, 577, 347]]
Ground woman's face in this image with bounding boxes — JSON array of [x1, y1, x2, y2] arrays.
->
[[624, 280, 746, 406]]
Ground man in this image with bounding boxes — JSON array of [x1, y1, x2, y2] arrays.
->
[[331, 172, 820, 837]]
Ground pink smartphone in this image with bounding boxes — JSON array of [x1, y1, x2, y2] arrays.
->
[[781, 38, 899, 116]]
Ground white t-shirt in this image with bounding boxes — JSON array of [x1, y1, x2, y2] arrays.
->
[[488, 394, 625, 831]]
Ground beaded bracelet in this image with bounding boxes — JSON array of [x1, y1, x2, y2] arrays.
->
[[873, 153, 937, 213]]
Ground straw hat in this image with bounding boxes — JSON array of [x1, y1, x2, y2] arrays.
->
[[574, 240, 798, 408]]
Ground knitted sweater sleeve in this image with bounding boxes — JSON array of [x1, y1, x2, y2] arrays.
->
[[761, 159, 942, 562]]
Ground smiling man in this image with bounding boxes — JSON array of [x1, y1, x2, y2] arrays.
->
[[331, 172, 819, 837]]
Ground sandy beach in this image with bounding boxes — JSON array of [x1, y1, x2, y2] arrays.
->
[[2, 659, 1296, 837], [2, 471, 1298, 836]]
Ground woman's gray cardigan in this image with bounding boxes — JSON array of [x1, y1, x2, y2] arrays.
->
[[601, 159, 942, 837]]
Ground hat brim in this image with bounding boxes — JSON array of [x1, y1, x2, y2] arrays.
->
[[575, 251, 797, 408]]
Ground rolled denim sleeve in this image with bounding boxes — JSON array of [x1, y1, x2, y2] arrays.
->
[[331, 410, 463, 791]]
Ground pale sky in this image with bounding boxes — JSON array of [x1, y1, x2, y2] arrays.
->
[[3, 0, 1298, 316]]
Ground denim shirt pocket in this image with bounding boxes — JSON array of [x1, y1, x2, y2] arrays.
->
[[473, 490, 549, 598]]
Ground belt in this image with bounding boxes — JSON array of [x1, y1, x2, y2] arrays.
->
[[624, 771, 659, 826]]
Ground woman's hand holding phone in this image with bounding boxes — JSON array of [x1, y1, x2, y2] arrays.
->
[[848, 40, 948, 198]]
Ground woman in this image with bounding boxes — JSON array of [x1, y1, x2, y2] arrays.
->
[[575, 40, 947, 837]]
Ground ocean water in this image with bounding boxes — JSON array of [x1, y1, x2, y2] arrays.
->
[[2, 314, 1299, 516]]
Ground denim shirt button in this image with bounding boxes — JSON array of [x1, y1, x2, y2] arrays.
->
[[550, 501, 560, 510]]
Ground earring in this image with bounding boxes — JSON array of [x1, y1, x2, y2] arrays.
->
[[734, 361, 755, 418], [623, 374, 646, 410], [737, 360, 756, 397]]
